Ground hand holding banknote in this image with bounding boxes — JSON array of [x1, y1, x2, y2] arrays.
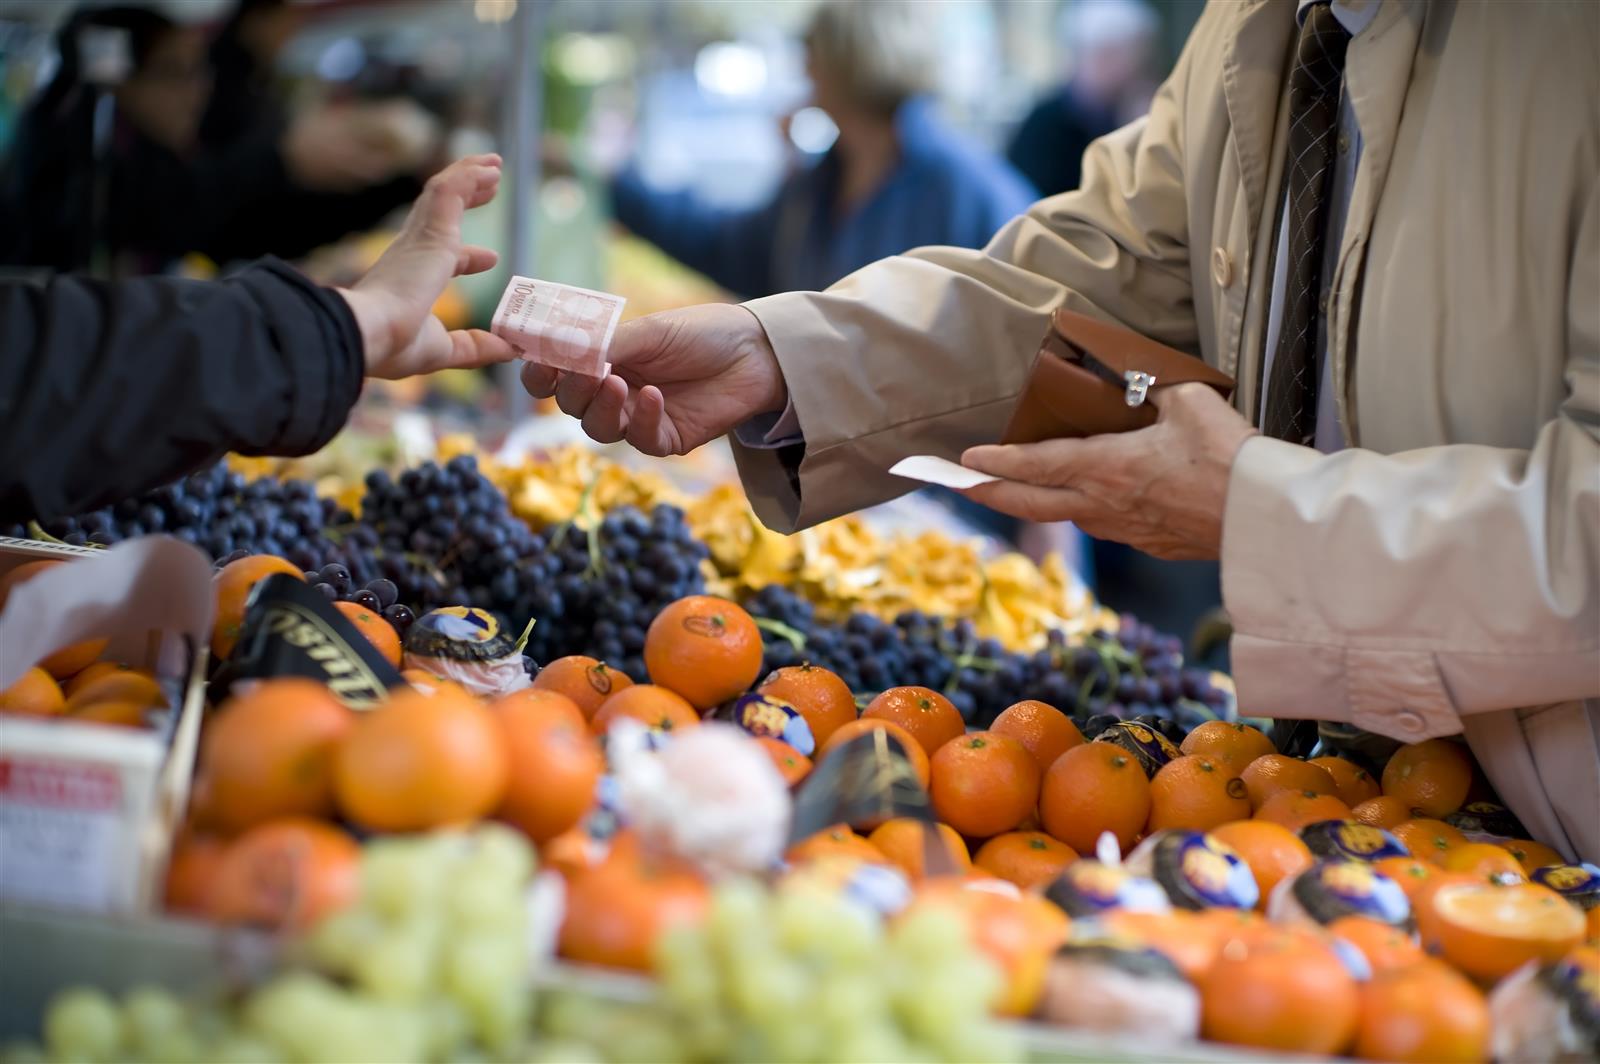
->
[[519, 303, 788, 456], [338, 154, 516, 380]]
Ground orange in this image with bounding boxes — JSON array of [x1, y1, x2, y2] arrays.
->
[[63, 670, 165, 712], [643, 596, 763, 710], [495, 694, 602, 844], [1240, 754, 1338, 810], [1038, 742, 1151, 855], [862, 686, 965, 758], [1444, 842, 1527, 883], [1382, 739, 1473, 819], [533, 656, 634, 723], [63, 661, 133, 699], [1100, 909, 1223, 982], [70, 700, 151, 728], [209, 817, 360, 930], [904, 882, 1062, 1016], [490, 687, 587, 732], [333, 685, 509, 832], [1354, 959, 1490, 1063], [163, 833, 227, 916], [558, 837, 709, 971], [973, 832, 1077, 890], [1504, 838, 1564, 875], [1311, 756, 1382, 807], [1352, 795, 1414, 829], [758, 663, 857, 749], [39, 639, 110, 681], [817, 717, 930, 789], [332, 601, 402, 668], [1374, 856, 1450, 906], [1415, 880, 1586, 983], [1212, 820, 1315, 910], [0, 667, 65, 716], [928, 731, 1040, 839], [1147, 755, 1251, 833], [541, 827, 605, 881], [0, 559, 64, 610], [212, 555, 304, 661], [1328, 915, 1425, 973], [990, 700, 1083, 775], [591, 684, 700, 734], [1199, 928, 1359, 1055], [785, 825, 885, 866], [1393, 818, 1469, 865], [755, 736, 812, 787], [199, 678, 352, 835], [867, 818, 971, 880], [1254, 789, 1353, 832], [1180, 720, 1276, 771]]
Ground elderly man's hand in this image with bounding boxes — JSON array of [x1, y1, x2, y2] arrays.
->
[[959, 384, 1259, 560]]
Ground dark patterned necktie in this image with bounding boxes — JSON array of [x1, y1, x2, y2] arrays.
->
[[1262, 3, 1351, 444]]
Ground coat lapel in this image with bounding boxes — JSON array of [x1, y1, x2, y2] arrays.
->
[[1220, 0, 1297, 258]]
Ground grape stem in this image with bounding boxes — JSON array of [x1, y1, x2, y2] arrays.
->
[[512, 616, 538, 656], [752, 616, 807, 649]]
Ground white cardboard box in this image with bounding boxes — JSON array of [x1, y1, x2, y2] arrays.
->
[[0, 537, 212, 915]]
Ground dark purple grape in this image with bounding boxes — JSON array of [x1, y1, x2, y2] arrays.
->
[[348, 589, 381, 611], [383, 604, 416, 631], [366, 578, 399, 608], [312, 582, 338, 601]]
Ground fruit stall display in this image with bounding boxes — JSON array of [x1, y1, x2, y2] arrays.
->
[[1, 459, 1596, 1064]]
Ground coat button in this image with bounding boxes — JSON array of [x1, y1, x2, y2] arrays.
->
[[1397, 710, 1426, 735], [1211, 247, 1234, 288]]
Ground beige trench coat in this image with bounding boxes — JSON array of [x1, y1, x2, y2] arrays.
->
[[731, 0, 1600, 860]]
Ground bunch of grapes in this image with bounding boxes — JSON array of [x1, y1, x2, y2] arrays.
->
[[6, 464, 354, 567], [355, 456, 549, 621], [521, 503, 711, 683], [745, 584, 1228, 735], [304, 564, 418, 639], [15, 826, 540, 1064], [544, 878, 1022, 1063]]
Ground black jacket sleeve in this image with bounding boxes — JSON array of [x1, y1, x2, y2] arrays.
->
[[0, 258, 364, 521]]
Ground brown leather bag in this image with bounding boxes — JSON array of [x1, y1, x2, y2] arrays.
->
[[1000, 308, 1236, 444]]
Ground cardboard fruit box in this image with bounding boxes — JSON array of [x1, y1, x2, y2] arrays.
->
[[0, 536, 212, 915]]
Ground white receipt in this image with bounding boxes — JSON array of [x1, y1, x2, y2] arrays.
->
[[490, 275, 625, 378], [888, 455, 1000, 490]]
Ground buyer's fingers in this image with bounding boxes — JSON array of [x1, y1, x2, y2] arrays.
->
[[554, 371, 606, 419], [623, 385, 679, 457], [579, 375, 631, 444], [959, 479, 1091, 525], [521, 362, 560, 398]]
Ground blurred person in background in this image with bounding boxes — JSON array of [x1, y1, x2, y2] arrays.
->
[[0, 3, 433, 275], [1, 155, 512, 521], [1007, 0, 1159, 198], [608, 0, 1037, 300], [199, 0, 301, 149]]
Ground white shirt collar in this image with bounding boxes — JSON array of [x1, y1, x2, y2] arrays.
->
[[1296, 0, 1382, 36]]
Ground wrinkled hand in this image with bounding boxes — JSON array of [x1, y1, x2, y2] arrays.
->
[[339, 154, 515, 380], [959, 384, 1259, 560], [521, 303, 788, 456]]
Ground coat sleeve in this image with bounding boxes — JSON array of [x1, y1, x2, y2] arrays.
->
[[0, 259, 364, 522], [729, 13, 1204, 533], [1221, 178, 1600, 740]]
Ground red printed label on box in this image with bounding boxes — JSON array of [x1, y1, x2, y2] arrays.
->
[[0, 757, 125, 909]]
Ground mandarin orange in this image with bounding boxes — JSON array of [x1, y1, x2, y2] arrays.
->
[[1147, 754, 1251, 833], [862, 686, 965, 758], [990, 700, 1083, 776], [929, 731, 1040, 839], [643, 596, 762, 710]]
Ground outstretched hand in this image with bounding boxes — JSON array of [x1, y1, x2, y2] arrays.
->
[[339, 154, 516, 380], [520, 302, 788, 456]]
